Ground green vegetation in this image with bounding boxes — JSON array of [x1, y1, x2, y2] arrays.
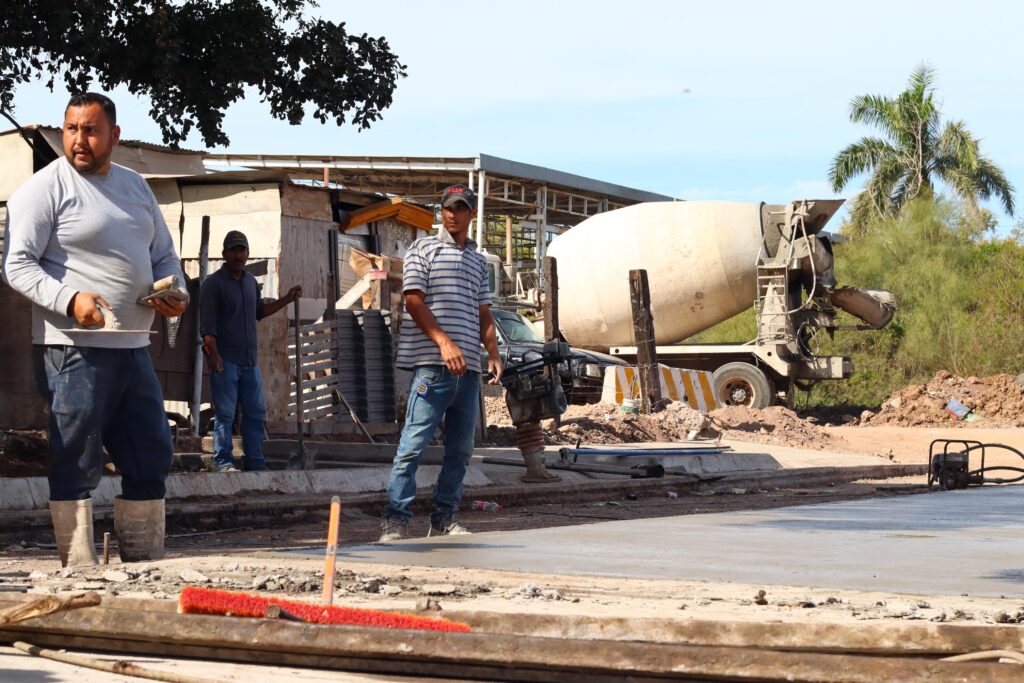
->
[[691, 197, 1024, 408], [829, 64, 1014, 231]]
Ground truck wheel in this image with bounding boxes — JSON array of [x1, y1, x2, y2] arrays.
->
[[713, 363, 774, 410]]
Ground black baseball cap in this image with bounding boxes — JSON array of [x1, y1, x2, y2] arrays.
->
[[223, 230, 249, 250], [441, 185, 477, 209]]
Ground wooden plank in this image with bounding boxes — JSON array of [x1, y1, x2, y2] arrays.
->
[[297, 319, 339, 335], [0, 604, 1013, 683], [288, 337, 335, 355], [293, 374, 340, 392], [629, 269, 664, 414], [279, 216, 333, 301], [289, 349, 334, 366], [280, 183, 333, 222], [290, 383, 341, 404], [290, 403, 339, 421]]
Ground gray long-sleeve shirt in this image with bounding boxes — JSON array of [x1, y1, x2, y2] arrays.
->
[[1, 157, 185, 349]]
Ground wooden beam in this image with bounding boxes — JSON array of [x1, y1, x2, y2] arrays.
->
[[0, 602, 1013, 682], [629, 269, 664, 413]]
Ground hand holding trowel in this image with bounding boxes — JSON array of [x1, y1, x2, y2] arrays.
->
[[137, 275, 189, 318]]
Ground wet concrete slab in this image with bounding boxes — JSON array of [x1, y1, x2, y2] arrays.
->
[[317, 485, 1024, 598]]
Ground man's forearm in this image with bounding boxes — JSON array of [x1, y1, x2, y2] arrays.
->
[[479, 307, 500, 359], [261, 296, 291, 317], [406, 294, 450, 347]]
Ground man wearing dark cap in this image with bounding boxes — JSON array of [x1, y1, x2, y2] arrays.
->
[[199, 230, 302, 472], [380, 185, 503, 541]]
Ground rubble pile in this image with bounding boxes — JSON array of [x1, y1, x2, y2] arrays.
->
[[483, 398, 715, 446], [710, 405, 846, 450], [862, 371, 1024, 427], [483, 397, 842, 450]]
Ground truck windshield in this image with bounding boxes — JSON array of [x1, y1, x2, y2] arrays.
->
[[495, 313, 542, 343]]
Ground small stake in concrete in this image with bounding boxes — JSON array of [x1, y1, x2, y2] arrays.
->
[[322, 496, 341, 605], [102, 532, 110, 565]]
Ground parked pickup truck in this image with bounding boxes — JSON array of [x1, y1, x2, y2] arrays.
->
[[491, 309, 625, 404]]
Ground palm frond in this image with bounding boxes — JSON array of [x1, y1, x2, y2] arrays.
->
[[974, 157, 1016, 216], [828, 137, 898, 192], [934, 120, 979, 173], [849, 93, 902, 140]]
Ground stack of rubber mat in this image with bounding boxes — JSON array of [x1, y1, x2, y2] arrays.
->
[[335, 310, 368, 422], [360, 310, 396, 423]]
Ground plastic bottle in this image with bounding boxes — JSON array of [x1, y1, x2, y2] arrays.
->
[[472, 500, 503, 512]]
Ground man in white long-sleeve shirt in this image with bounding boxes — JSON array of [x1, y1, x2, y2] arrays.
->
[[1, 93, 186, 567]]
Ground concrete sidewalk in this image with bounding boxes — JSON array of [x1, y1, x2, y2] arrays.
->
[[316, 484, 1024, 598]]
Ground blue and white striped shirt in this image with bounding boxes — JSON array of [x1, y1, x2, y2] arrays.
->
[[396, 235, 491, 372]]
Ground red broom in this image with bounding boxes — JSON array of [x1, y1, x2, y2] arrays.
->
[[179, 586, 470, 633]]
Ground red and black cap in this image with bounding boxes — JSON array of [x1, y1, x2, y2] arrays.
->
[[441, 185, 477, 209]]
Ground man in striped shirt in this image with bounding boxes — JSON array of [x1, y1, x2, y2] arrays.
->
[[380, 185, 503, 541]]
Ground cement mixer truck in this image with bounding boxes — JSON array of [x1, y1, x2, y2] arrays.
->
[[546, 199, 896, 409]]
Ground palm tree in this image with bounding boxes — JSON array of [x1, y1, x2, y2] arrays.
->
[[829, 64, 1014, 224]]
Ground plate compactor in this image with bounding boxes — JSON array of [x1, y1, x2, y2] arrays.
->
[[500, 340, 573, 483], [928, 439, 1024, 491]]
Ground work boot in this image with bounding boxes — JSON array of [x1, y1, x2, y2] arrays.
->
[[521, 449, 561, 484], [114, 497, 166, 562], [428, 517, 471, 537], [49, 499, 99, 568], [378, 518, 409, 543]]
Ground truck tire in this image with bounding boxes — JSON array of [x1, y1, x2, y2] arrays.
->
[[712, 362, 774, 410]]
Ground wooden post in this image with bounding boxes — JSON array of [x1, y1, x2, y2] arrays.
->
[[543, 256, 561, 426], [629, 269, 664, 413], [190, 217, 210, 436], [543, 256, 559, 343]]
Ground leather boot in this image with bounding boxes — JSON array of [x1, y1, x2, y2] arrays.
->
[[49, 499, 99, 567], [114, 497, 165, 562]]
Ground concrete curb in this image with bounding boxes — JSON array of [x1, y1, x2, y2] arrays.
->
[[0, 465, 493, 513]]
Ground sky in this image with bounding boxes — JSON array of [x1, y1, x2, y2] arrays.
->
[[8, 0, 1023, 231]]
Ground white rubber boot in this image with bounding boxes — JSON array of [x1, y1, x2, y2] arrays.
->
[[114, 498, 166, 562], [49, 499, 99, 568]]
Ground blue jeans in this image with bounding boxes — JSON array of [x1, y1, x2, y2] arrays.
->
[[32, 345, 173, 501], [385, 366, 480, 525], [209, 361, 267, 470]]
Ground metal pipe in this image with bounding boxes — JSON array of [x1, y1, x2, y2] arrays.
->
[[190, 217, 210, 436], [568, 448, 726, 457], [476, 169, 486, 250], [291, 298, 307, 469]]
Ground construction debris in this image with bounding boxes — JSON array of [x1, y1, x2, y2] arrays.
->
[[863, 372, 1024, 427], [483, 397, 847, 451]]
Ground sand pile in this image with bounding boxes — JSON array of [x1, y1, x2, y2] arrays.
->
[[862, 372, 1024, 427]]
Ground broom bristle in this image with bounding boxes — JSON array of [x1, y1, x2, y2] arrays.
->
[[178, 586, 470, 632]]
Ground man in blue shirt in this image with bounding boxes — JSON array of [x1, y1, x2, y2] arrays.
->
[[380, 185, 503, 541], [199, 230, 301, 472]]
